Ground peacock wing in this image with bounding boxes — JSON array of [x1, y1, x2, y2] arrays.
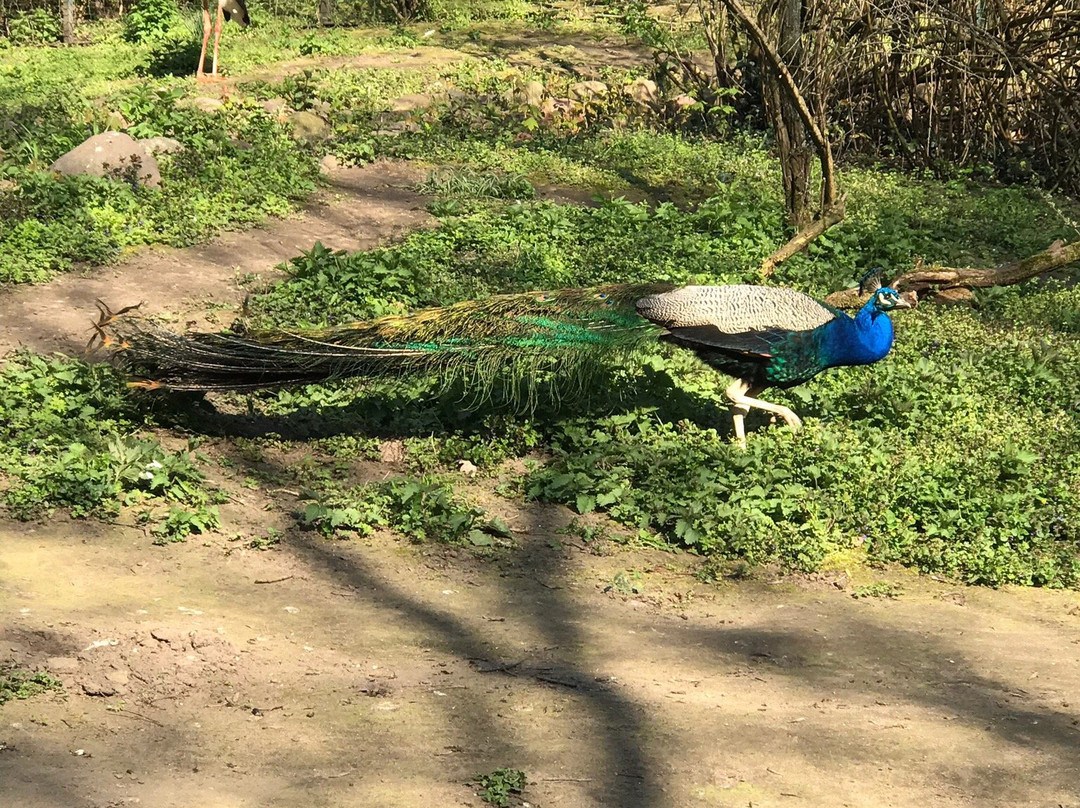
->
[[635, 285, 836, 333]]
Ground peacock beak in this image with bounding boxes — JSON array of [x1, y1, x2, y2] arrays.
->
[[892, 294, 915, 309]]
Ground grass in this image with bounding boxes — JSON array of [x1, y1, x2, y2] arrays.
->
[[2, 3, 1079, 588], [0, 354, 222, 539], [230, 161, 1080, 587]]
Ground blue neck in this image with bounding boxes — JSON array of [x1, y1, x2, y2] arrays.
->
[[820, 300, 895, 368]]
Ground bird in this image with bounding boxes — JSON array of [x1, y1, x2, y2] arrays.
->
[[196, 0, 249, 81], [92, 273, 910, 446]]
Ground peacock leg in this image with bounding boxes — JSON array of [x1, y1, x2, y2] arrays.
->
[[211, 4, 225, 76], [725, 378, 752, 448], [725, 378, 802, 447], [196, 0, 212, 78]]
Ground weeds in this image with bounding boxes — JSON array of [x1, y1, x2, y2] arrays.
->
[[297, 475, 512, 546], [0, 355, 220, 539], [473, 768, 527, 807], [0, 664, 63, 705], [852, 582, 902, 599]]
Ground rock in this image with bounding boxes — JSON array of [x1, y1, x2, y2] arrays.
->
[[102, 110, 130, 131], [668, 93, 697, 111], [189, 96, 224, 114], [458, 460, 478, 477], [258, 97, 288, 117], [288, 110, 330, 143], [150, 627, 188, 645], [140, 136, 184, 156], [515, 80, 546, 108], [46, 656, 80, 674], [623, 77, 659, 109], [570, 80, 608, 100], [190, 630, 219, 650], [49, 132, 161, 189], [319, 154, 341, 173], [104, 668, 130, 685], [80, 679, 117, 697], [390, 93, 433, 113], [379, 440, 405, 463]]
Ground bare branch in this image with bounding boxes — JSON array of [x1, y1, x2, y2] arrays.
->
[[823, 240, 1080, 308]]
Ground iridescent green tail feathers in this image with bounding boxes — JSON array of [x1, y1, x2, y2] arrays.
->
[[93, 284, 674, 399]]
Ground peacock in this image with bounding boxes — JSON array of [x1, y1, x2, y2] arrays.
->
[[93, 273, 910, 446]]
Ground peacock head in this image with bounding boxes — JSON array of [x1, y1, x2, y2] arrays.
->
[[870, 287, 911, 313], [859, 268, 911, 314]]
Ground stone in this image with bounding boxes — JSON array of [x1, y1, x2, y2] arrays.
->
[[516, 80, 546, 108], [623, 77, 659, 108], [102, 110, 130, 131], [668, 93, 697, 110], [570, 80, 608, 100], [189, 96, 224, 114], [80, 679, 117, 697], [390, 93, 434, 113], [104, 668, 130, 685], [140, 136, 184, 156], [258, 97, 288, 117], [49, 132, 161, 189], [319, 154, 341, 174], [288, 110, 330, 143], [190, 630, 219, 649], [150, 627, 188, 645]]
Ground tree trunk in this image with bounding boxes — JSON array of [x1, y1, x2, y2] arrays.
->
[[764, 0, 812, 228], [60, 0, 75, 43], [318, 0, 333, 26]]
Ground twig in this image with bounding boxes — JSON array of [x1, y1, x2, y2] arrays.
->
[[254, 575, 294, 584], [112, 709, 163, 727]]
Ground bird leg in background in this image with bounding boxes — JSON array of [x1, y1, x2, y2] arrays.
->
[[211, 2, 225, 76], [725, 378, 803, 448], [196, 0, 212, 79]]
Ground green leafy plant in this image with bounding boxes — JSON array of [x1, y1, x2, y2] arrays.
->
[[150, 505, 221, 543], [851, 582, 902, 599], [123, 0, 184, 43], [474, 768, 527, 807], [7, 9, 62, 45], [0, 355, 220, 527], [0, 663, 63, 705]]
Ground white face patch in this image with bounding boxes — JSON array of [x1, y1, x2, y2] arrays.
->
[[876, 290, 898, 310]]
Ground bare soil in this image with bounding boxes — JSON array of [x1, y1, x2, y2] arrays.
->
[[0, 160, 432, 357], [2, 159, 1080, 808], [4, 514, 1080, 808]]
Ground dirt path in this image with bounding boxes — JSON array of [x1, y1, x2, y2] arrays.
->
[[0, 160, 431, 358], [2, 147, 1080, 807], [3, 508, 1080, 808]]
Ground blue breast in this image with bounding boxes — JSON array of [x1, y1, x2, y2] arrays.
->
[[818, 302, 896, 369]]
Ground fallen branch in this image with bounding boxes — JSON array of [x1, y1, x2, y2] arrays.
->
[[760, 197, 846, 277], [823, 239, 1080, 308]]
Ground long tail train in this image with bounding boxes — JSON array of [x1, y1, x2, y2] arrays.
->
[[92, 283, 675, 395]]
